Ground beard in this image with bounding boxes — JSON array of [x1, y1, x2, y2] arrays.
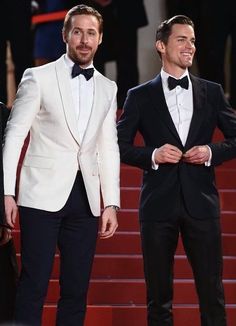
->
[[68, 45, 96, 66]]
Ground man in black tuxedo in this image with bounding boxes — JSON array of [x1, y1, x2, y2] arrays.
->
[[117, 15, 236, 325], [0, 102, 18, 324]]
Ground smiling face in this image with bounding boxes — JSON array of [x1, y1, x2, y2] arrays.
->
[[156, 23, 196, 77], [63, 14, 102, 68]]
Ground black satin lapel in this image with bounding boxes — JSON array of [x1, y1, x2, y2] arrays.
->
[[148, 75, 182, 143], [185, 76, 206, 148]]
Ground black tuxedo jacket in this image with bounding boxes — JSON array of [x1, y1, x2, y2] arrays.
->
[[117, 74, 236, 221]]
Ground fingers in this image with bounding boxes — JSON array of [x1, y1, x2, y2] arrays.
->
[[154, 144, 210, 165], [154, 144, 183, 164], [4, 196, 18, 229], [183, 145, 210, 164], [100, 208, 118, 239], [0, 227, 12, 246]]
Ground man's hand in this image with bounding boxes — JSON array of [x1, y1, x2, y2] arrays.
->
[[154, 144, 183, 164], [0, 227, 12, 246], [4, 195, 18, 229], [183, 145, 210, 164], [100, 206, 118, 239]]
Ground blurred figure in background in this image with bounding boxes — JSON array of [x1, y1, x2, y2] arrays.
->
[[84, 0, 148, 108], [0, 102, 18, 325], [33, 0, 77, 66], [0, 0, 33, 105]]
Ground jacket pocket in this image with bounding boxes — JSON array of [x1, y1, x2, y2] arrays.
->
[[23, 155, 54, 169]]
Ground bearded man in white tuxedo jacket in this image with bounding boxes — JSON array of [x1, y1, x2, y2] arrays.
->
[[3, 4, 120, 326]]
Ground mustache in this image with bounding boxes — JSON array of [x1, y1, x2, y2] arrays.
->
[[77, 45, 92, 50]]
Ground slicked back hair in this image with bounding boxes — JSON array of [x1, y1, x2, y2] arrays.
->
[[63, 4, 103, 37], [156, 15, 194, 44]]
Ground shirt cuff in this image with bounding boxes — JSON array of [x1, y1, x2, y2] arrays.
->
[[152, 148, 159, 170], [204, 145, 212, 167]]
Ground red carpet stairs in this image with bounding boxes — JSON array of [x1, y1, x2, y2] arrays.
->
[[13, 128, 236, 325]]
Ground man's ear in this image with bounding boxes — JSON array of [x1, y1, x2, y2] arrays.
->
[[99, 33, 103, 45], [156, 40, 165, 54], [62, 31, 67, 44]]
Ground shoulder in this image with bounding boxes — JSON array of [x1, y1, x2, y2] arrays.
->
[[127, 75, 161, 96], [190, 74, 222, 90], [21, 57, 65, 85], [94, 69, 117, 90], [21, 61, 56, 82], [190, 74, 227, 105]]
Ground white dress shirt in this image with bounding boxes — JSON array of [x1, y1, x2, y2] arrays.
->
[[161, 69, 193, 146], [64, 54, 94, 142]]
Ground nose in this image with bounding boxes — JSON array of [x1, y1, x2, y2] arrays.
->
[[81, 32, 88, 44], [186, 40, 195, 49]]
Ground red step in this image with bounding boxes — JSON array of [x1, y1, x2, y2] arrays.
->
[[116, 209, 236, 233], [221, 211, 236, 233], [15, 254, 236, 280], [13, 209, 236, 234], [216, 168, 236, 188], [45, 279, 236, 304], [42, 304, 236, 326], [120, 165, 236, 189], [13, 231, 236, 256], [98, 232, 236, 256], [120, 187, 236, 210]]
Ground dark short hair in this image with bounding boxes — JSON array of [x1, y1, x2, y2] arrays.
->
[[156, 15, 194, 43], [63, 4, 103, 36]]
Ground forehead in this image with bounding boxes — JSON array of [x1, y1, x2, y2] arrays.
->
[[170, 23, 195, 38], [70, 14, 100, 31]]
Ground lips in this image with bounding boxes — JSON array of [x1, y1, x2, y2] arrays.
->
[[78, 45, 91, 51]]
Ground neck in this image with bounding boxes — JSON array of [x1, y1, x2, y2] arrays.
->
[[162, 64, 187, 78]]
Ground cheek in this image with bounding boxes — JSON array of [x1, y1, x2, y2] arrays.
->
[[92, 39, 101, 49]]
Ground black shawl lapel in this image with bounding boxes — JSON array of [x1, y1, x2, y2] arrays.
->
[[185, 74, 207, 149], [147, 75, 182, 144]]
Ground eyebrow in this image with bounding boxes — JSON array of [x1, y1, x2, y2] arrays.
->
[[175, 35, 195, 40]]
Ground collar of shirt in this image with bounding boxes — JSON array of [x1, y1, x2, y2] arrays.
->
[[64, 54, 94, 77], [160, 68, 190, 91]]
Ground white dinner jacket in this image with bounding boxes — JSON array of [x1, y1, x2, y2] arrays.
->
[[3, 55, 120, 216]]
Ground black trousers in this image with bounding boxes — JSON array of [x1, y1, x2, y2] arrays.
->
[[14, 172, 99, 326], [0, 238, 18, 324], [140, 197, 227, 326]]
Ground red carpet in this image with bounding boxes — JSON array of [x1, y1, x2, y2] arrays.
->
[[13, 127, 236, 325]]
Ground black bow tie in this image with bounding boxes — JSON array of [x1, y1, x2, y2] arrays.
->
[[71, 64, 94, 80], [168, 76, 189, 90]]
